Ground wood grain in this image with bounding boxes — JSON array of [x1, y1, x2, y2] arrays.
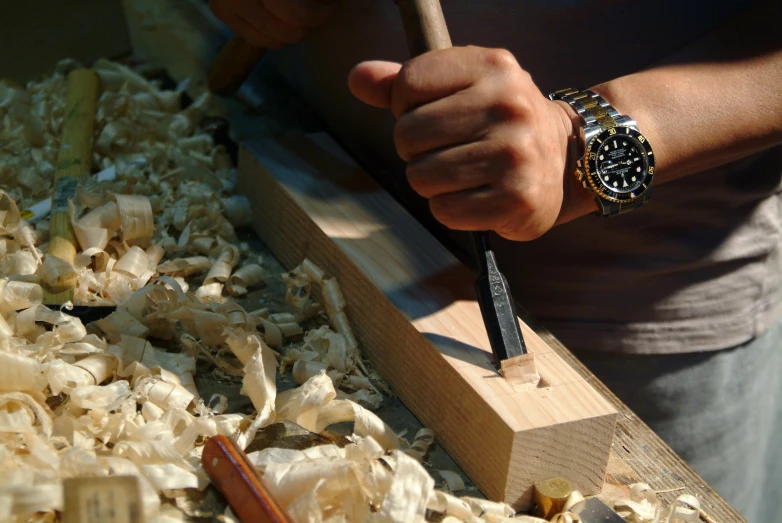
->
[[396, 0, 452, 56], [63, 476, 142, 523], [532, 326, 748, 522], [238, 133, 617, 510], [43, 69, 100, 303], [207, 36, 266, 97], [118, 1, 747, 518]]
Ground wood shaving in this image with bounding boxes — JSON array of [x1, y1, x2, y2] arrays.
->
[[538, 484, 702, 523], [438, 470, 466, 492], [406, 428, 436, 462], [0, 58, 517, 523], [612, 483, 663, 523]]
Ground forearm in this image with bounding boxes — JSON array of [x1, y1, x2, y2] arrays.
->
[[591, 0, 782, 185]]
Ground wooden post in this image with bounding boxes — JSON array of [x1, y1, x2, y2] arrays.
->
[[238, 134, 617, 509]]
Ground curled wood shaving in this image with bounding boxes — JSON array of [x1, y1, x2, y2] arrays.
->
[[611, 485, 700, 523], [226, 263, 264, 296], [550, 513, 581, 523], [0, 58, 490, 523], [438, 469, 466, 492], [612, 483, 662, 523], [661, 495, 700, 522], [406, 428, 436, 462]]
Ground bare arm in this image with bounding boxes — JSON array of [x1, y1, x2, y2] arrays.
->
[[349, 0, 782, 239], [592, 0, 782, 185]]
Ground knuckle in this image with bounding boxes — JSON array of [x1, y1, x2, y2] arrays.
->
[[393, 120, 413, 161], [495, 141, 527, 171], [507, 182, 538, 213], [406, 165, 431, 198], [396, 62, 428, 100], [490, 94, 530, 122], [429, 198, 456, 226], [483, 48, 518, 72]]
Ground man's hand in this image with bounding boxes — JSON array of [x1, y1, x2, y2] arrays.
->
[[210, 0, 337, 49], [349, 46, 596, 241]]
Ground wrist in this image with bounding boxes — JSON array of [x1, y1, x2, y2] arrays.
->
[[552, 100, 599, 224]]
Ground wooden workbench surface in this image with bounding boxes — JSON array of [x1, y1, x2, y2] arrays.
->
[[121, 1, 744, 520]]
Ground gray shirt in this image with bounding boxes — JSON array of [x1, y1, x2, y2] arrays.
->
[[268, 0, 782, 353]]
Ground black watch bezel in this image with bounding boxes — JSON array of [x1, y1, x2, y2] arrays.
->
[[584, 126, 655, 204]]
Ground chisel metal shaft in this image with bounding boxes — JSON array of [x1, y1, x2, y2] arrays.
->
[[394, 0, 528, 366]]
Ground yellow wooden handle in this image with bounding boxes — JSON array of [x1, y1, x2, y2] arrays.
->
[[208, 36, 266, 97], [44, 69, 100, 303]]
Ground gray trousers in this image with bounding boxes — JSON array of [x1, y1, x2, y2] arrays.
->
[[575, 321, 782, 523]]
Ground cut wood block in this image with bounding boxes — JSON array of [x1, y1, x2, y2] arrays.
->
[[63, 476, 142, 523], [238, 133, 617, 510]]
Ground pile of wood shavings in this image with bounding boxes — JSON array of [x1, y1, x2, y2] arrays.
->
[[0, 59, 528, 522]]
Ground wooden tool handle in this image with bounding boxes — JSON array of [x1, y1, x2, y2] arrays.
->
[[202, 435, 293, 523], [44, 69, 100, 302], [395, 0, 452, 57], [208, 36, 267, 96]]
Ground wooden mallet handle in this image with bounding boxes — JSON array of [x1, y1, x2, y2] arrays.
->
[[44, 69, 100, 303], [208, 36, 266, 96]]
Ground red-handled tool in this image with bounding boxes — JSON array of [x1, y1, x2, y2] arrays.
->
[[202, 435, 293, 523]]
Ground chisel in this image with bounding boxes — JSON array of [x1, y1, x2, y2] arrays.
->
[[394, 0, 530, 370], [202, 434, 294, 523], [43, 69, 100, 305]]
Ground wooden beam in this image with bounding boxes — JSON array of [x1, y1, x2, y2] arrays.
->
[[238, 133, 617, 510]]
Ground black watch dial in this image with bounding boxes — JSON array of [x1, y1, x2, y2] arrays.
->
[[585, 126, 655, 203], [596, 136, 647, 193]]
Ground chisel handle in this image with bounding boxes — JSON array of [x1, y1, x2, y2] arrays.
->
[[208, 36, 267, 96], [44, 69, 100, 303], [394, 0, 529, 365], [202, 435, 293, 523], [395, 0, 452, 56]]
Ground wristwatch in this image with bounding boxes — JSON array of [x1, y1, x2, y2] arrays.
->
[[549, 88, 655, 217]]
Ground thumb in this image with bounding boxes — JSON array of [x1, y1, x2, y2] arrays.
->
[[348, 60, 402, 109]]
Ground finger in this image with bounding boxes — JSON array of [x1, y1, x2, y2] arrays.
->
[[429, 187, 513, 232], [223, 12, 285, 48], [247, 0, 309, 44], [210, 0, 233, 23], [348, 61, 402, 109], [406, 141, 509, 199], [394, 84, 495, 161], [262, 0, 338, 28], [390, 46, 488, 118]]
